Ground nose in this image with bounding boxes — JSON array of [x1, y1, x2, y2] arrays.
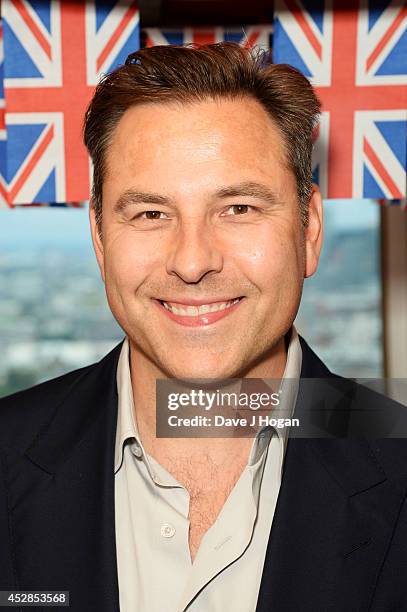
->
[[165, 220, 224, 283]]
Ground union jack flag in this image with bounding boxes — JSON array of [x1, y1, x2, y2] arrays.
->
[[143, 26, 272, 51], [1, 0, 140, 206], [273, 0, 407, 199], [0, 21, 8, 208], [12, 201, 87, 207]]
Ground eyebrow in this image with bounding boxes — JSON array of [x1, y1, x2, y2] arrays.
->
[[215, 182, 279, 206], [113, 190, 172, 214], [113, 181, 279, 215]]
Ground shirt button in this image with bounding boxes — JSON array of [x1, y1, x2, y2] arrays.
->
[[132, 442, 142, 458], [160, 523, 176, 538]]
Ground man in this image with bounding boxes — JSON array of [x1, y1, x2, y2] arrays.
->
[[1, 43, 406, 612]]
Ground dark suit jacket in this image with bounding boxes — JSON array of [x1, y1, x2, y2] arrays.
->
[[1, 336, 407, 612]]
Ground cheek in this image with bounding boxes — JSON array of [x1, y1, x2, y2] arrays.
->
[[102, 236, 156, 294], [105, 250, 133, 288], [235, 235, 302, 285]]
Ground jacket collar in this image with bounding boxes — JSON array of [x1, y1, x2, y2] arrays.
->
[[25, 340, 124, 475], [25, 335, 391, 503]]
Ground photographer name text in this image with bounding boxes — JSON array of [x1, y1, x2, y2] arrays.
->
[[167, 415, 299, 428]]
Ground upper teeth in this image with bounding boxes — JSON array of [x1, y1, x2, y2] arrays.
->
[[162, 298, 240, 316]]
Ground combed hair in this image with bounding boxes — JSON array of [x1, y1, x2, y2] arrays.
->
[[83, 43, 321, 233]]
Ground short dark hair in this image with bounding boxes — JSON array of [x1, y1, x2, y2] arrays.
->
[[83, 42, 321, 235]]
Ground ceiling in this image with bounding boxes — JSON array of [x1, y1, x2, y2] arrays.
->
[[138, 0, 274, 27]]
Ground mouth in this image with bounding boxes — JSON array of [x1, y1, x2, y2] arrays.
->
[[153, 297, 245, 327]]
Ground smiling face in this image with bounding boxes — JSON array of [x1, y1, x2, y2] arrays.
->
[[90, 96, 323, 380]]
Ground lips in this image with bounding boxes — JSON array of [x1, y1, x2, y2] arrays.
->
[[160, 298, 241, 316], [154, 297, 244, 327]]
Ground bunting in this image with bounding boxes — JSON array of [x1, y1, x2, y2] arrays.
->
[[0, 0, 139, 207], [273, 0, 406, 199], [143, 26, 272, 51]]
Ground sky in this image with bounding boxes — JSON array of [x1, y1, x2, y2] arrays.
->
[[326, 199, 379, 231], [0, 206, 94, 249]]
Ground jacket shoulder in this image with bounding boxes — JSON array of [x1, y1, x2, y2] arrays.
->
[[297, 335, 407, 479], [0, 362, 97, 451]]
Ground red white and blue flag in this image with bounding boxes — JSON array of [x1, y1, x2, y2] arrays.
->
[[0, 21, 8, 208], [273, 0, 407, 199], [1, 0, 140, 207], [144, 26, 273, 51]]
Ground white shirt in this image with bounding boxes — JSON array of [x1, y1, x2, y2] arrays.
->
[[114, 326, 302, 611]]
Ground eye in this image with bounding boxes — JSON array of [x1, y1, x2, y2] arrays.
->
[[223, 204, 255, 216], [133, 210, 169, 220]]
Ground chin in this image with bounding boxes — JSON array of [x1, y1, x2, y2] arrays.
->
[[170, 363, 234, 384]]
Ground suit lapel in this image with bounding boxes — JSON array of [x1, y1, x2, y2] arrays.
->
[[6, 342, 123, 612], [256, 436, 406, 612], [256, 337, 407, 611]]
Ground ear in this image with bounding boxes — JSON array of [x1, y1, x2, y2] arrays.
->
[[89, 200, 106, 283], [304, 184, 323, 278]]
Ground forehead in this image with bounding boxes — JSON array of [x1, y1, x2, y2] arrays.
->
[[105, 97, 289, 178]]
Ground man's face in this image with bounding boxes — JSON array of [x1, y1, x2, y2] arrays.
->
[[90, 97, 323, 379]]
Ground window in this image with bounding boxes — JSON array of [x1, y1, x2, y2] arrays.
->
[[296, 199, 382, 377], [0, 208, 123, 397], [0, 200, 383, 396]]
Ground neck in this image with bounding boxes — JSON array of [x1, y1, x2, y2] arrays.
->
[[128, 334, 289, 464]]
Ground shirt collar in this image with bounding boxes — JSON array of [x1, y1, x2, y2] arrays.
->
[[114, 325, 302, 473], [114, 337, 139, 473], [247, 324, 302, 465]]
